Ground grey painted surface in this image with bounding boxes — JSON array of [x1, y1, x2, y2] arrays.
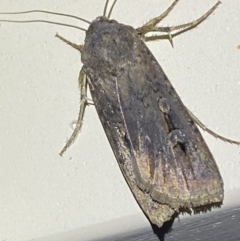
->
[[96, 206, 240, 241]]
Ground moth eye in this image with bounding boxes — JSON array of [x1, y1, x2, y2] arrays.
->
[[109, 20, 117, 24]]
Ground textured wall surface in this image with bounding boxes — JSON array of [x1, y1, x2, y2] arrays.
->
[[0, 0, 240, 240]]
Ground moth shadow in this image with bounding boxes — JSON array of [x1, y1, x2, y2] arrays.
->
[[150, 215, 177, 241]]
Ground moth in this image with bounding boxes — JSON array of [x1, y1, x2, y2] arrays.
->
[[1, 0, 239, 227]]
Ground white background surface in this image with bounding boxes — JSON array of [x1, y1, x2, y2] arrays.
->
[[0, 0, 240, 240]]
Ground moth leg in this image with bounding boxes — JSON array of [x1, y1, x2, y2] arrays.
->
[[136, 0, 180, 35], [59, 67, 88, 156], [137, 1, 221, 46], [187, 108, 240, 145], [69, 98, 93, 129], [55, 33, 83, 53]]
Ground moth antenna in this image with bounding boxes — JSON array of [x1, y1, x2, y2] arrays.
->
[[0, 9, 92, 31], [103, 0, 110, 17], [103, 0, 118, 18], [0, 10, 91, 24], [107, 0, 118, 19], [0, 19, 86, 31]]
